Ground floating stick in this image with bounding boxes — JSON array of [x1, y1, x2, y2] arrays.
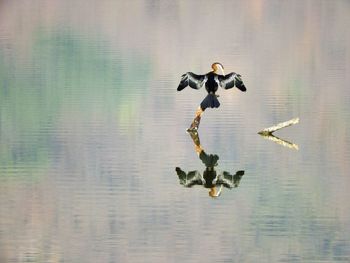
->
[[258, 117, 299, 135], [258, 117, 299, 150]]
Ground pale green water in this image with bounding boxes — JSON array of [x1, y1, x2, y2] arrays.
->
[[0, 1, 350, 262]]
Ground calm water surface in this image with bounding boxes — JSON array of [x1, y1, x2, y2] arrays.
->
[[1, 1, 350, 262]]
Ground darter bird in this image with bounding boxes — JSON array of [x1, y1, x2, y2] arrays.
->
[[177, 62, 247, 131]]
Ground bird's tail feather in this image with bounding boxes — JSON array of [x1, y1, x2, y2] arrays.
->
[[200, 94, 220, 110]]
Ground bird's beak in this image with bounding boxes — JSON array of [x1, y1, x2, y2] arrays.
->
[[218, 64, 225, 76], [221, 68, 225, 76]]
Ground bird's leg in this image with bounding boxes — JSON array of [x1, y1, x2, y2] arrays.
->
[[188, 107, 204, 131]]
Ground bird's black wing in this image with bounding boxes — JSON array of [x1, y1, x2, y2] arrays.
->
[[177, 72, 207, 91], [218, 72, 247, 92]]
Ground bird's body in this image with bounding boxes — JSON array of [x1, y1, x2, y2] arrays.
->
[[204, 71, 220, 94], [177, 70, 246, 94], [177, 63, 247, 131]]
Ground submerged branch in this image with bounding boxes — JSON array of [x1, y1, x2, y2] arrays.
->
[[258, 117, 299, 150], [258, 117, 299, 135]]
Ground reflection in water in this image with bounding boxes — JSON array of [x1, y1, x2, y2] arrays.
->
[[176, 131, 244, 197], [259, 133, 299, 150], [258, 117, 299, 150], [1, 1, 350, 262]]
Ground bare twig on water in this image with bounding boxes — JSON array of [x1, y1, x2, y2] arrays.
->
[[258, 117, 299, 135], [258, 117, 299, 150]]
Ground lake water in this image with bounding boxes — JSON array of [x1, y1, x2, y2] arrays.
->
[[0, 1, 350, 262]]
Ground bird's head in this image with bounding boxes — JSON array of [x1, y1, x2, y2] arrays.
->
[[211, 62, 225, 76]]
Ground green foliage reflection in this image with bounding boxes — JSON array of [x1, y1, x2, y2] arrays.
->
[[0, 29, 151, 174]]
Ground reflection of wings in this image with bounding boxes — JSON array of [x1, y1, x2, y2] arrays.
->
[[175, 167, 203, 187], [177, 72, 207, 91], [217, 170, 245, 188], [218, 73, 246, 91]]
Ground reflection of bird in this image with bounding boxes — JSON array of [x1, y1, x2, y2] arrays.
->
[[177, 63, 247, 131], [175, 167, 244, 190], [175, 130, 245, 198]]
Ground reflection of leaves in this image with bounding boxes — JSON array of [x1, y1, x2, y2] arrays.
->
[[32, 30, 151, 115], [0, 29, 151, 173]]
